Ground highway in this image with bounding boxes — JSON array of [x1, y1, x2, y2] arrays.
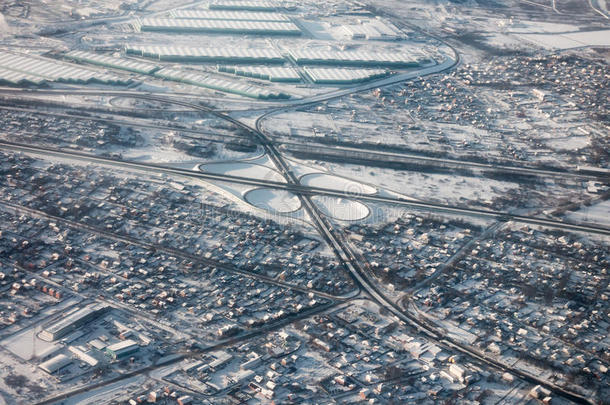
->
[[0, 11, 601, 403], [2, 139, 608, 237], [253, 110, 596, 405], [279, 142, 603, 181], [4, 102, 599, 182], [0, 83, 602, 402]]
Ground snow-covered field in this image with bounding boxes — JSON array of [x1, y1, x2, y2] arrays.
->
[[311, 195, 370, 221], [300, 172, 377, 195], [567, 199, 610, 227], [199, 161, 286, 183], [244, 188, 301, 213], [517, 29, 610, 50]]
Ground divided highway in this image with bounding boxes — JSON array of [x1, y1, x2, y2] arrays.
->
[[0, 24, 601, 402], [1, 139, 608, 237]]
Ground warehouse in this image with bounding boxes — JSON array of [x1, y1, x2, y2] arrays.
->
[[68, 346, 99, 367], [342, 18, 403, 41], [0, 51, 130, 85], [208, 0, 278, 11], [219, 65, 301, 82], [154, 67, 290, 99], [64, 50, 159, 74], [40, 304, 110, 342], [136, 18, 301, 36], [126, 45, 285, 64], [39, 354, 72, 374], [303, 67, 388, 84], [170, 9, 289, 22], [288, 49, 426, 67], [105, 339, 140, 360]]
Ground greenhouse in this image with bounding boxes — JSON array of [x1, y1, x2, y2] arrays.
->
[[0, 66, 46, 85], [208, 0, 278, 11], [288, 49, 424, 67], [126, 45, 285, 64], [136, 18, 301, 36], [64, 50, 160, 74], [0, 51, 129, 85], [303, 67, 388, 84], [170, 10, 289, 22], [154, 67, 290, 99], [218, 65, 301, 82]]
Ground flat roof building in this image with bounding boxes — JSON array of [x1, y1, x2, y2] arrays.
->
[[136, 18, 301, 36], [170, 10, 289, 22], [39, 354, 72, 374], [208, 0, 278, 11], [126, 45, 284, 64], [288, 49, 428, 67], [105, 339, 139, 360], [40, 304, 110, 342]]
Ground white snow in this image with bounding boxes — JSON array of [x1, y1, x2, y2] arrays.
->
[[517, 29, 610, 50], [300, 173, 377, 195], [545, 136, 590, 151], [199, 161, 286, 182], [244, 188, 301, 213], [311, 195, 370, 221], [567, 200, 610, 227]]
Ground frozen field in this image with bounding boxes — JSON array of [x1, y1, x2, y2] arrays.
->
[[300, 173, 377, 195], [245, 188, 301, 213], [567, 200, 610, 227], [517, 29, 610, 50], [199, 161, 286, 182], [311, 195, 370, 221]]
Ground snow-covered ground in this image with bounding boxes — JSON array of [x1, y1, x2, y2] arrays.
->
[[567, 199, 610, 227], [244, 188, 301, 213], [300, 172, 377, 195], [311, 195, 370, 221], [199, 161, 286, 183], [516, 29, 610, 50]]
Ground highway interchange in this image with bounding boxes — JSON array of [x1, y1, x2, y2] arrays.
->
[[0, 61, 604, 405], [0, 6, 607, 404]]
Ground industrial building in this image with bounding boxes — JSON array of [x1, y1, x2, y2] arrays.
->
[[208, 0, 278, 11], [218, 65, 301, 82], [64, 50, 159, 75], [68, 346, 99, 367], [0, 51, 130, 85], [170, 9, 289, 22], [105, 339, 140, 360], [126, 45, 284, 64], [39, 303, 110, 342], [288, 49, 426, 67], [154, 67, 290, 99], [136, 18, 301, 36], [38, 354, 72, 374], [342, 19, 403, 41], [303, 67, 388, 84]]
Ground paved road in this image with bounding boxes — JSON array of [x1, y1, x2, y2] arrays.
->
[[2, 139, 608, 237]]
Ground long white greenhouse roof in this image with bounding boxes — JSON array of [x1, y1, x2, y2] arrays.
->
[[288, 49, 422, 66], [126, 45, 284, 62], [137, 18, 301, 35], [64, 50, 159, 74], [0, 66, 46, 85], [0, 51, 129, 85], [170, 10, 289, 22], [155, 68, 289, 99], [219, 65, 300, 82], [209, 0, 278, 10], [304, 67, 388, 84]]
